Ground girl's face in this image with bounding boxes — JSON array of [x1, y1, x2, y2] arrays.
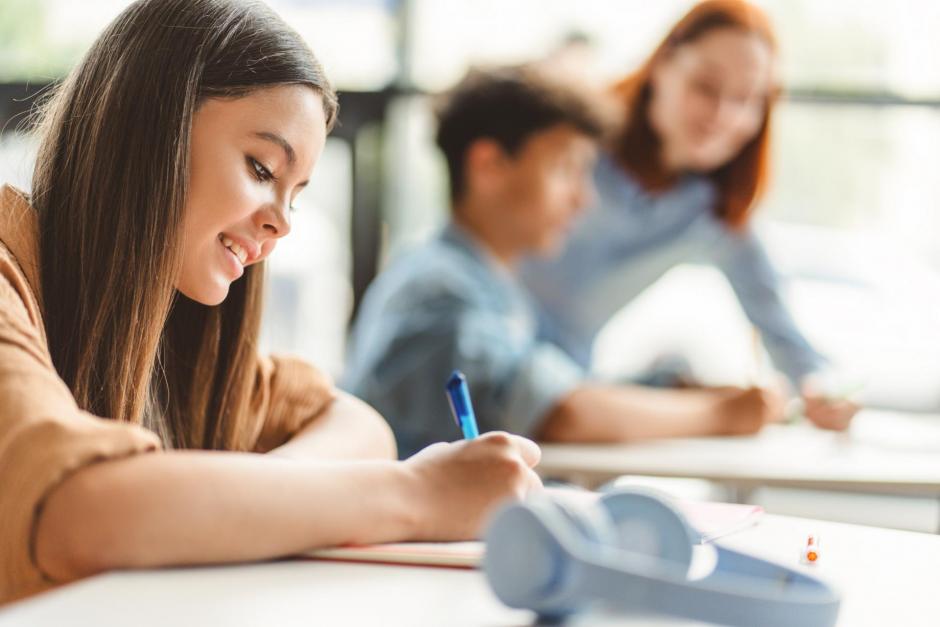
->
[[648, 27, 773, 173], [178, 85, 327, 305]]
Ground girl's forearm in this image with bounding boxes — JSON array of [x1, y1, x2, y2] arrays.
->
[[34, 450, 417, 582]]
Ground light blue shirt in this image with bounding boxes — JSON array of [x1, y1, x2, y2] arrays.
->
[[343, 222, 584, 459], [520, 155, 826, 387]]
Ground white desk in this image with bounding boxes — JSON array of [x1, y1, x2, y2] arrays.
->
[[537, 410, 940, 501], [2, 514, 939, 627]]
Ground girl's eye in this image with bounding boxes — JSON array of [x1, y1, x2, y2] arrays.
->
[[248, 156, 275, 182]]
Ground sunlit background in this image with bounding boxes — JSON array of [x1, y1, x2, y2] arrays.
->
[[1, 0, 939, 529]]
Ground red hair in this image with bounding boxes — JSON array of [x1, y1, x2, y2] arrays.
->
[[610, 0, 779, 229]]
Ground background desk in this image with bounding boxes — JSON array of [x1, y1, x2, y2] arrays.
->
[[2, 514, 939, 627], [537, 410, 940, 507]]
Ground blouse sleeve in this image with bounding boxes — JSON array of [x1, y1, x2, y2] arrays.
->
[[0, 265, 161, 604], [250, 354, 337, 453], [715, 227, 828, 386]]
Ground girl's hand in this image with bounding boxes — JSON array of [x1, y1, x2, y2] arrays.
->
[[401, 431, 542, 540]]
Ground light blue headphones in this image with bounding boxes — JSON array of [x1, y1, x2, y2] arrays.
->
[[483, 489, 841, 626]]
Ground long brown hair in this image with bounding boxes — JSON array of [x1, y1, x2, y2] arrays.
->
[[30, 0, 337, 450], [610, 0, 778, 229]]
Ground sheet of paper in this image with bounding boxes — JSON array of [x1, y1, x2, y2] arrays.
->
[[303, 493, 763, 567], [304, 541, 482, 568]]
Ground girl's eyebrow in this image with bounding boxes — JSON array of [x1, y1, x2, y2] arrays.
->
[[254, 131, 295, 165]]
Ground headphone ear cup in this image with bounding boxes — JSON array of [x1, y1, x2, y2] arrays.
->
[[600, 488, 697, 572], [483, 498, 573, 610], [483, 497, 597, 617]]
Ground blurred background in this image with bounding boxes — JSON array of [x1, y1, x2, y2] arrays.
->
[[1, 0, 939, 528]]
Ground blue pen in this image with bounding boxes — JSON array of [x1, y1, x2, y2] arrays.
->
[[445, 370, 480, 439]]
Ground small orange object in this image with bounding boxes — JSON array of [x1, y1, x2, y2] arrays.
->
[[800, 535, 821, 564]]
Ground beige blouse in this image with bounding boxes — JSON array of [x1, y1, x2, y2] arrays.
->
[[0, 184, 336, 605]]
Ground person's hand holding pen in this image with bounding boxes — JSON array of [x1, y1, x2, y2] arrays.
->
[[400, 371, 543, 541], [800, 380, 861, 432], [752, 327, 860, 431]]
